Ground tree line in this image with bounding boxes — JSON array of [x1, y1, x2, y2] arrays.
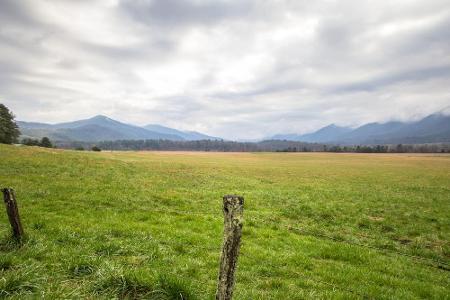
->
[[21, 137, 53, 148], [58, 139, 450, 153]]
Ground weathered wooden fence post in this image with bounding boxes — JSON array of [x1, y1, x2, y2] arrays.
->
[[216, 195, 244, 300], [2, 188, 24, 240]]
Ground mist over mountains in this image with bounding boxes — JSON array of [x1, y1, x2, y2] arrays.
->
[[17, 113, 450, 145], [272, 113, 450, 145]]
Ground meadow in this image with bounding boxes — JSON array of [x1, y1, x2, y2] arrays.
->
[[0, 144, 449, 299]]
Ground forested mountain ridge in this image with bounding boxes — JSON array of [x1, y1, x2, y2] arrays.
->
[[272, 113, 450, 144], [18, 115, 218, 142]]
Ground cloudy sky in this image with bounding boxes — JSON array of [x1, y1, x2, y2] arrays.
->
[[1, 0, 449, 139]]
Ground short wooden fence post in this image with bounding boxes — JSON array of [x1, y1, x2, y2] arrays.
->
[[2, 188, 24, 240], [216, 195, 244, 300]]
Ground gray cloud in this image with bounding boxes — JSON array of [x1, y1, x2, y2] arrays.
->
[[1, 0, 449, 140], [120, 0, 255, 27], [331, 65, 450, 93]]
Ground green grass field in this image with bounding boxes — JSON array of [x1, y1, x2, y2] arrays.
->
[[0, 144, 449, 299]]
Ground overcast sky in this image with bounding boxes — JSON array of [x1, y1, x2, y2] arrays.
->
[[1, 0, 450, 139]]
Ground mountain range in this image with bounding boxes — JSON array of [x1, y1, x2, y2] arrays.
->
[[18, 115, 220, 142], [272, 113, 450, 145], [17, 113, 450, 144]]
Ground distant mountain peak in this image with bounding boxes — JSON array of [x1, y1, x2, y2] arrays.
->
[[91, 114, 108, 119], [316, 124, 350, 131], [271, 124, 352, 143], [90, 115, 116, 122]]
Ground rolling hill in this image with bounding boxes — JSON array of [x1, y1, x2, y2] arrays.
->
[[273, 124, 351, 143], [144, 124, 221, 141], [17, 115, 218, 142]]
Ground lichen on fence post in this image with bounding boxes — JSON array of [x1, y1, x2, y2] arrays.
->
[[216, 195, 244, 300], [2, 188, 24, 240]]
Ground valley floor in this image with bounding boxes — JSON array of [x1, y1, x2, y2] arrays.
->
[[0, 145, 449, 299]]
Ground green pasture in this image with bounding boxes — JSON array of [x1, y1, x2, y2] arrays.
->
[[0, 144, 449, 299]]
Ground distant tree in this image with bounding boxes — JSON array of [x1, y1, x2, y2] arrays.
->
[[40, 137, 53, 148], [21, 138, 40, 146], [0, 104, 20, 144], [329, 145, 342, 152], [75, 146, 85, 151], [91, 146, 101, 152]]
